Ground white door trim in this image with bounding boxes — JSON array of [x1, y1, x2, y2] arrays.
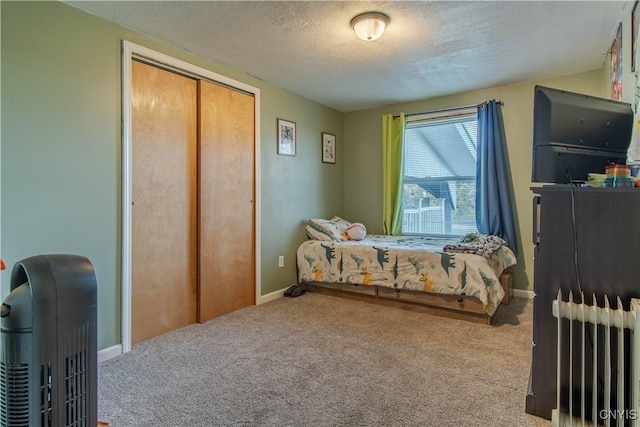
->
[[121, 41, 262, 353]]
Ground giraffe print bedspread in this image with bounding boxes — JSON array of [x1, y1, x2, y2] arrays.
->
[[296, 234, 517, 316]]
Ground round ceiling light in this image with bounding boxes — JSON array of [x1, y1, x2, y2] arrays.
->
[[350, 12, 390, 41]]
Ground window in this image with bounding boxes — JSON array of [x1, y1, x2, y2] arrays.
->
[[401, 108, 478, 236]]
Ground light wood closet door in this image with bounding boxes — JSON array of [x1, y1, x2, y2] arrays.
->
[[131, 60, 198, 344], [198, 80, 255, 322]]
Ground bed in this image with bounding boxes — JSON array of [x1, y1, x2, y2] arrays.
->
[[296, 217, 517, 324]]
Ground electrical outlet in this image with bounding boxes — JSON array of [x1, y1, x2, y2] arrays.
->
[[278, 255, 284, 268]]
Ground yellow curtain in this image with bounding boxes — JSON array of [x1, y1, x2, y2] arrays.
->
[[382, 113, 406, 235]]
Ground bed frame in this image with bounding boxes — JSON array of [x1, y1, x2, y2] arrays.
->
[[298, 269, 513, 325]]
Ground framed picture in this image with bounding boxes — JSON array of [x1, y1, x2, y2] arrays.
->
[[277, 118, 296, 156], [610, 23, 623, 101], [321, 132, 336, 164], [633, 1, 640, 72]]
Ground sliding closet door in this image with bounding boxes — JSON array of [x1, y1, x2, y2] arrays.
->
[[198, 80, 255, 322], [131, 60, 198, 344]]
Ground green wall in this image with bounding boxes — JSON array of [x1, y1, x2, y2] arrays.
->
[[1, 1, 344, 350]]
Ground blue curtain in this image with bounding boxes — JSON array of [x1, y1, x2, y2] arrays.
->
[[476, 100, 518, 256]]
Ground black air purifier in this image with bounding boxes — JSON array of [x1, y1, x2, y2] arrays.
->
[[0, 255, 97, 427]]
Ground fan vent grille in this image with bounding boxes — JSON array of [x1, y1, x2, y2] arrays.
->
[[65, 351, 88, 426], [0, 361, 30, 427]]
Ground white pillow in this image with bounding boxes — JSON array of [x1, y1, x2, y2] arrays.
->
[[305, 225, 332, 241], [346, 223, 366, 240], [308, 218, 349, 241], [330, 216, 352, 229]]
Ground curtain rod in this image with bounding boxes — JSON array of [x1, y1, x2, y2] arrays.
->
[[393, 100, 504, 119]]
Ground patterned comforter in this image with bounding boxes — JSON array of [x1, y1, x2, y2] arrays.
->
[[296, 234, 517, 316]]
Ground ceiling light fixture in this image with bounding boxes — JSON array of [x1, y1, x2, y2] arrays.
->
[[350, 12, 390, 41]]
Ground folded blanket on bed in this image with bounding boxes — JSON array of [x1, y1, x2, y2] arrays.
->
[[443, 233, 509, 260]]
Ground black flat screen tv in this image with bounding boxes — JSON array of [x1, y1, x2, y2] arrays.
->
[[532, 85, 633, 184]]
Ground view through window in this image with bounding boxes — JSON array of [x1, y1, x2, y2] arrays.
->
[[402, 109, 479, 236]]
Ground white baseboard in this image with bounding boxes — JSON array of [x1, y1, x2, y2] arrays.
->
[[512, 288, 534, 299], [260, 285, 295, 304], [98, 344, 122, 363]]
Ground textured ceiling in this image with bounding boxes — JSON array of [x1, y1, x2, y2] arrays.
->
[[65, 1, 628, 112]]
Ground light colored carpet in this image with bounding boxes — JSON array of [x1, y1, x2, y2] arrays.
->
[[98, 293, 552, 426]]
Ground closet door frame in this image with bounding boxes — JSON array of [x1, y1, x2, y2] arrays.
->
[[121, 41, 261, 353]]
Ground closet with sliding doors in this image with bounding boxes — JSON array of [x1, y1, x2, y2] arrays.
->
[[130, 59, 255, 345]]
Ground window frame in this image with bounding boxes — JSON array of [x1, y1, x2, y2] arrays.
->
[[400, 107, 479, 238]]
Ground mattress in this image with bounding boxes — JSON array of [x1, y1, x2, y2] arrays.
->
[[296, 234, 517, 316]]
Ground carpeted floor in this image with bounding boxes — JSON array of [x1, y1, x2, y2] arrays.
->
[[98, 293, 552, 426]]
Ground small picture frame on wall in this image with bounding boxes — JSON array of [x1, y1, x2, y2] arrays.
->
[[277, 118, 296, 156], [610, 22, 623, 101], [633, 0, 639, 72], [321, 132, 336, 164]]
